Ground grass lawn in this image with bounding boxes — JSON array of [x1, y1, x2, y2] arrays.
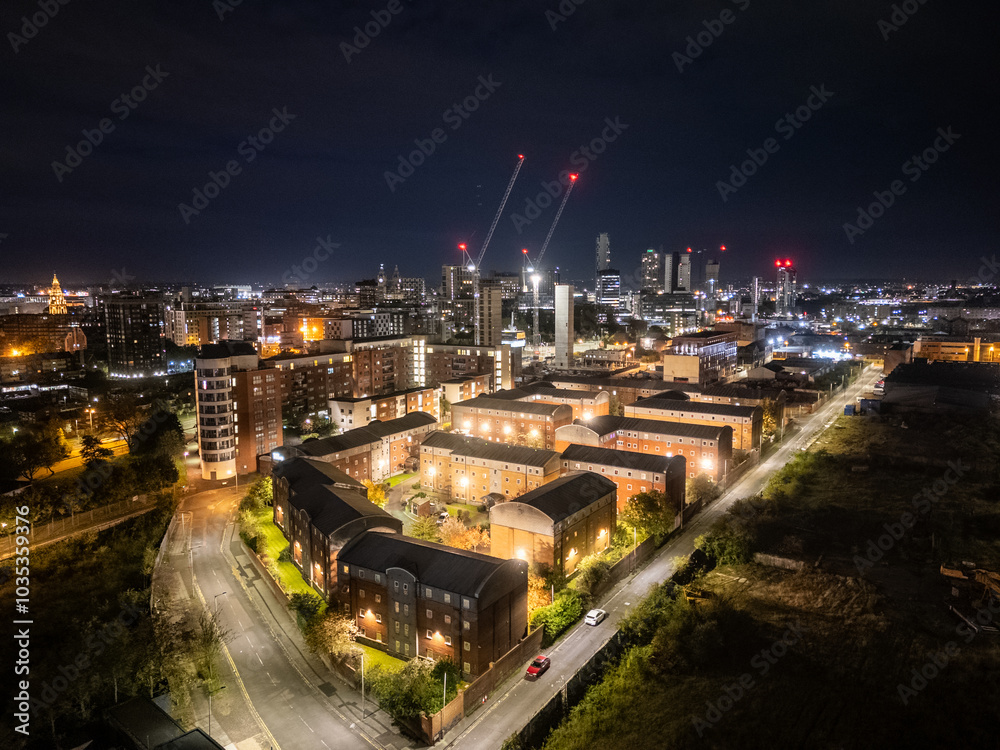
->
[[250, 507, 316, 597], [386, 472, 417, 488], [357, 643, 406, 672]]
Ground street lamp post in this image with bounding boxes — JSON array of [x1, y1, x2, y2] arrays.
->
[[214, 591, 227, 615], [208, 684, 227, 737], [361, 651, 366, 719]]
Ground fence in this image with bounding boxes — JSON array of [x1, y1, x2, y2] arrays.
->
[[421, 626, 546, 743], [0, 494, 155, 560]]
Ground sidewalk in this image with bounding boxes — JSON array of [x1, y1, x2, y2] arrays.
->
[[220, 517, 418, 749]]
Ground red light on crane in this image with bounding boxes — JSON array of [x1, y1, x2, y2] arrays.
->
[[569, 173, 578, 181], [775, 260, 781, 267], [785, 259, 792, 267], [720, 245, 726, 251], [518, 154, 524, 160], [687, 247, 692, 253], [522, 248, 528, 254], [458, 243, 467, 251]]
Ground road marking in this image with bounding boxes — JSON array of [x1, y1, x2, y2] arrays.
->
[[300, 716, 314, 732]]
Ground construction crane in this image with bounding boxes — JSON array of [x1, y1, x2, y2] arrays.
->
[[459, 154, 525, 346], [522, 173, 578, 347]]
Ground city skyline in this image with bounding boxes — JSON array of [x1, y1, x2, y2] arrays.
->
[[2, 2, 997, 286]]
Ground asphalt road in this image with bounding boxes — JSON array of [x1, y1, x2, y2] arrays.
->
[[446, 367, 880, 750], [177, 487, 416, 750]]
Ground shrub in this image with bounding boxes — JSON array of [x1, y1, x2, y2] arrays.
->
[[530, 588, 585, 646], [575, 554, 611, 599], [277, 545, 292, 564]]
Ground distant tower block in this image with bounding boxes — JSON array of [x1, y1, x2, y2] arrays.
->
[[48, 273, 67, 315], [555, 284, 575, 369]]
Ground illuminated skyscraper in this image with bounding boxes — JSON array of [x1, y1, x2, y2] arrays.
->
[[776, 260, 797, 315], [640, 249, 664, 294]]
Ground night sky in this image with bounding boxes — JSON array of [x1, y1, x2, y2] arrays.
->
[[2, 0, 997, 287]]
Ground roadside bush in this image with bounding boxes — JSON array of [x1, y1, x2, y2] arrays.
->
[[277, 545, 293, 564], [530, 589, 585, 646], [575, 554, 611, 599]]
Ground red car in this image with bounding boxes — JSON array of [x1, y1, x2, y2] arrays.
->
[[526, 655, 551, 679]]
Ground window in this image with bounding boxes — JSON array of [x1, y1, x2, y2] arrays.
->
[[404, 604, 409, 616], [375, 594, 381, 603], [464, 661, 471, 673], [395, 621, 400, 633], [394, 601, 399, 613], [359, 589, 365, 599], [376, 632, 382, 643], [403, 584, 408, 595], [444, 615, 452, 625], [426, 629, 434, 639], [395, 640, 400, 652], [445, 636, 452, 646], [359, 627, 366, 637], [342, 564, 349, 574], [358, 608, 365, 617], [394, 581, 399, 592], [375, 614, 382, 624], [405, 624, 410, 635], [343, 603, 349, 614], [462, 598, 470, 610], [425, 587, 433, 598], [426, 609, 433, 619], [464, 641, 471, 651], [444, 593, 451, 604], [358, 570, 365, 579], [375, 574, 381, 583], [405, 644, 410, 656]]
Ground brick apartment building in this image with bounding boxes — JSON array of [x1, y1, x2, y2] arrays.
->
[[490, 472, 617, 577], [624, 394, 763, 452], [272, 458, 402, 598], [336, 530, 528, 678], [278, 411, 437, 482], [451, 396, 573, 450], [542, 375, 703, 408], [661, 330, 738, 385], [555, 415, 732, 483], [560, 445, 686, 513], [489, 383, 611, 421], [419, 431, 561, 503], [329, 385, 440, 431]]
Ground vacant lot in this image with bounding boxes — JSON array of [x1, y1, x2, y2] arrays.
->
[[540, 412, 1000, 749]]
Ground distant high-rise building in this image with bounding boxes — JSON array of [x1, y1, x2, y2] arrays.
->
[[676, 253, 691, 293], [442, 265, 474, 300], [776, 260, 797, 315], [103, 296, 167, 377], [705, 260, 720, 298], [47, 274, 67, 315], [595, 233, 611, 286], [596, 270, 622, 309], [555, 284, 574, 369], [477, 281, 503, 347], [640, 249, 664, 294]]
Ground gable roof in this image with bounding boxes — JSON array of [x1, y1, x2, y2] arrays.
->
[[577, 415, 731, 441], [288, 483, 394, 535], [561, 444, 684, 475], [338, 530, 510, 597], [420, 431, 559, 467], [272, 456, 364, 491], [629, 397, 760, 418], [509, 471, 617, 522], [294, 412, 437, 456], [453, 396, 569, 416]]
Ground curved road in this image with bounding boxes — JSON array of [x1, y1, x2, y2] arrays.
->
[[166, 487, 417, 749]]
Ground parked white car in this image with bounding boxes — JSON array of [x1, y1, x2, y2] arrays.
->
[[584, 609, 607, 626]]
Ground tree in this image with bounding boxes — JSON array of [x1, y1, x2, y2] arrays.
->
[[527, 572, 551, 614], [289, 592, 325, 627], [762, 398, 780, 441], [194, 611, 233, 682], [438, 516, 468, 548], [105, 394, 145, 451], [575, 553, 611, 599], [80, 434, 113, 466], [133, 408, 184, 457], [410, 515, 440, 542], [687, 474, 721, 506], [621, 490, 676, 540], [0, 423, 70, 481], [239, 477, 273, 513], [363, 479, 390, 508], [304, 611, 359, 657], [608, 393, 623, 417]]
